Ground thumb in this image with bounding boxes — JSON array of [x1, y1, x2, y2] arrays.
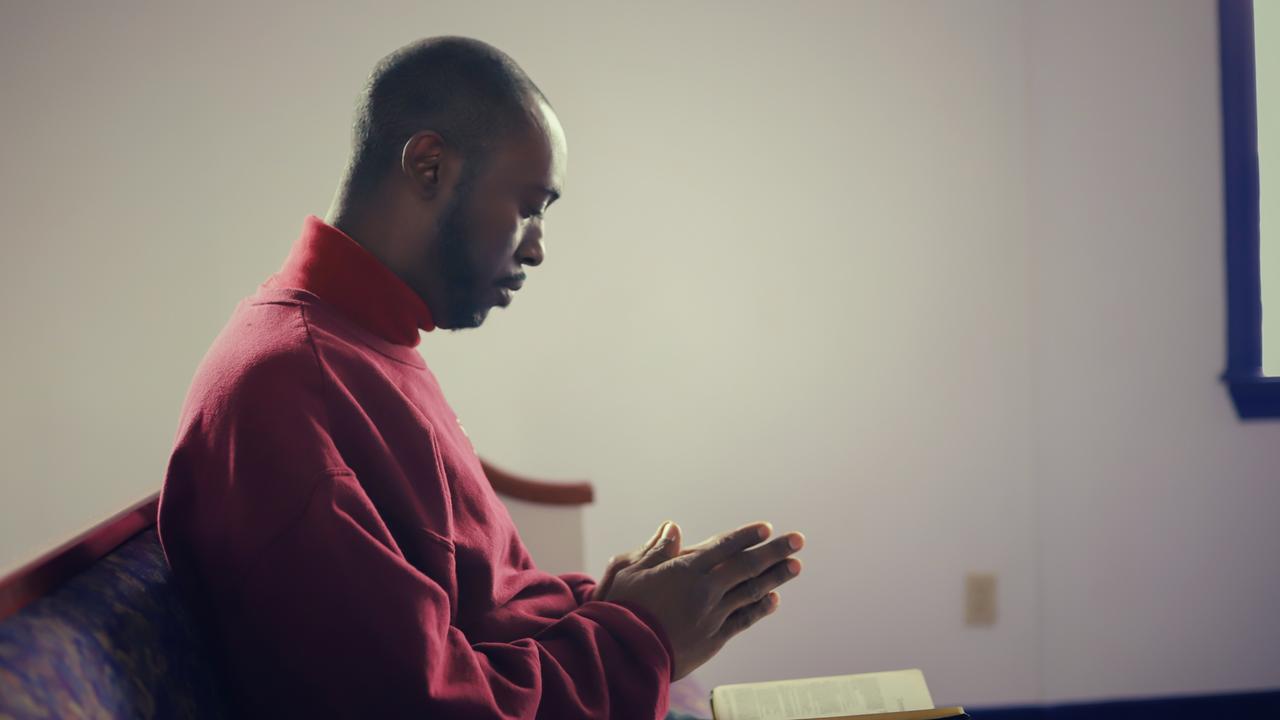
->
[[642, 521, 670, 553], [639, 521, 682, 568]]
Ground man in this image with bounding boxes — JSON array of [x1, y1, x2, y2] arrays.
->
[[158, 36, 804, 719]]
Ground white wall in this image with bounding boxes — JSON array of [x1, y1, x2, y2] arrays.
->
[[0, 0, 1275, 709], [1029, 0, 1280, 701]]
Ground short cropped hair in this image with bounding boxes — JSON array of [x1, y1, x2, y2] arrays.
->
[[345, 36, 546, 199]]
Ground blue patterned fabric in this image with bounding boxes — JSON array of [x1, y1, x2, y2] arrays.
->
[[0, 529, 229, 719], [669, 673, 713, 719]]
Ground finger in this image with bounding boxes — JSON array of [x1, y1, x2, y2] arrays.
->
[[710, 532, 804, 587], [674, 541, 710, 560], [637, 521, 683, 568], [682, 528, 727, 551], [687, 522, 772, 573], [716, 591, 780, 642], [718, 557, 801, 616], [675, 530, 723, 558], [677, 540, 708, 556]]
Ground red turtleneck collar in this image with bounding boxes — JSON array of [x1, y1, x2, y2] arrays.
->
[[265, 215, 435, 347]]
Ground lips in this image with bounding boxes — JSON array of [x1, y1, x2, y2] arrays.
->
[[493, 275, 524, 308]]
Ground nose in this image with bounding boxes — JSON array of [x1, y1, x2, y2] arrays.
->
[[517, 224, 545, 267]]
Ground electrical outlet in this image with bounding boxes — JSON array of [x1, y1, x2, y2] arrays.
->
[[965, 572, 997, 627]]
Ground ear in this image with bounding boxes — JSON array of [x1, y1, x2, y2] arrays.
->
[[400, 130, 447, 199]]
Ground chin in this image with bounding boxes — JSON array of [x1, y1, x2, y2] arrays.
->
[[444, 307, 490, 330]]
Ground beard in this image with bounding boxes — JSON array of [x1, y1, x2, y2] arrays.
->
[[434, 176, 490, 330]]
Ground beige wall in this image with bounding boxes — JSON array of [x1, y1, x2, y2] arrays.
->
[[1, 0, 1276, 708]]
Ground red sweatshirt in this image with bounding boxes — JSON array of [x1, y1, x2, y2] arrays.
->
[[158, 215, 673, 718]]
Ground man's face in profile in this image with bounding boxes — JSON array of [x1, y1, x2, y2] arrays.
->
[[431, 103, 566, 330]]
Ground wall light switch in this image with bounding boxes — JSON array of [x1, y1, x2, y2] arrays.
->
[[965, 572, 997, 627]]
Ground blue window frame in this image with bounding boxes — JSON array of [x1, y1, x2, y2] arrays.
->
[[1220, 0, 1280, 418]]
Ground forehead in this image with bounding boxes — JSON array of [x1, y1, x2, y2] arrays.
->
[[483, 100, 567, 197]]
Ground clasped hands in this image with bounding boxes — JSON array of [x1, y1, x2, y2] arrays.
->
[[591, 520, 805, 681]]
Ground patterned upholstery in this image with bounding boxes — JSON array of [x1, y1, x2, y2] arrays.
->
[[0, 529, 229, 720], [668, 674, 713, 719]]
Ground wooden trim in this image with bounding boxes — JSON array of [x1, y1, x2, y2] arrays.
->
[[0, 458, 593, 622], [0, 492, 159, 622], [481, 459, 595, 506]]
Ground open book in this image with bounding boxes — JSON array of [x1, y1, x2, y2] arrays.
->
[[709, 668, 967, 720]]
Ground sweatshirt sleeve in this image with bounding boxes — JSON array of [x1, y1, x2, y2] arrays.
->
[[558, 572, 599, 606], [224, 467, 673, 719]]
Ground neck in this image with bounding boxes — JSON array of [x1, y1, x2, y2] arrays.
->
[[324, 182, 419, 275], [324, 180, 378, 249], [323, 179, 447, 324]]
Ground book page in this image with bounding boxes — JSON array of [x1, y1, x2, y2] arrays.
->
[[711, 668, 935, 720]]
